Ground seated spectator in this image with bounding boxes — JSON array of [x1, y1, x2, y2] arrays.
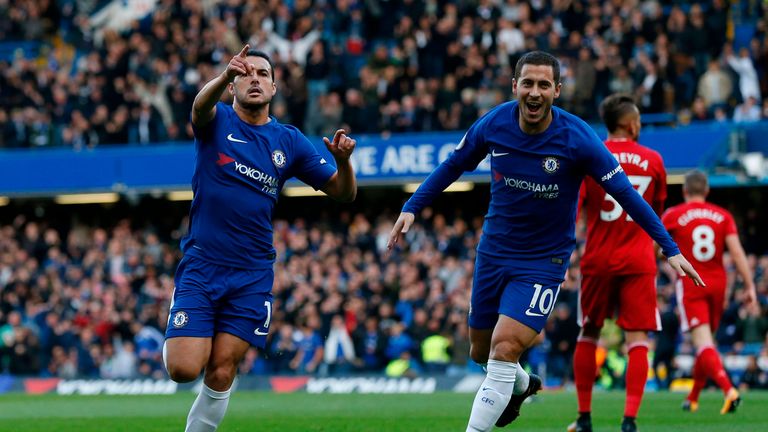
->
[[739, 355, 768, 390], [733, 96, 762, 123]]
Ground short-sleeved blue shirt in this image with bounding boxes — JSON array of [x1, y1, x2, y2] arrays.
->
[[182, 103, 336, 269]]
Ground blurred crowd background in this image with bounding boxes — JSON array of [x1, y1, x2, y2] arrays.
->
[[1, 0, 768, 149], [0, 195, 766, 389], [1, 0, 767, 392]]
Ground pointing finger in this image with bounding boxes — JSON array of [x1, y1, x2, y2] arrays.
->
[[238, 44, 250, 58], [387, 221, 403, 249], [333, 129, 346, 145]]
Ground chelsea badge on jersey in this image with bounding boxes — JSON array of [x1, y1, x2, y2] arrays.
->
[[272, 150, 287, 168], [542, 156, 560, 174]]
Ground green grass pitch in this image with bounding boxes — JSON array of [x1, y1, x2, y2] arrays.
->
[[1, 390, 766, 431]]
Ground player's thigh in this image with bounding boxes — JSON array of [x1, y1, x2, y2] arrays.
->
[[216, 266, 274, 348], [676, 279, 711, 332], [499, 277, 562, 334], [165, 336, 212, 376], [617, 273, 660, 331], [468, 256, 506, 330], [165, 256, 221, 373], [690, 323, 715, 348], [707, 282, 727, 332], [579, 274, 620, 329]]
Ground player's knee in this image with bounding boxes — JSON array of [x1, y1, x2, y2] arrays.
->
[[166, 361, 202, 383], [205, 364, 236, 390]]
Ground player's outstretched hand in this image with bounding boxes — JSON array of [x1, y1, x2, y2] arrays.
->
[[224, 45, 253, 82], [668, 254, 706, 287], [387, 212, 415, 250], [324, 129, 356, 161]]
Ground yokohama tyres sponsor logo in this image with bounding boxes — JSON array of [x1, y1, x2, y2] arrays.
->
[[501, 176, 560, 199], [234, 162, 278, 187], [56, 379, 178, 395], [503, 176, 559, 193], [306, 377, 437, 394]]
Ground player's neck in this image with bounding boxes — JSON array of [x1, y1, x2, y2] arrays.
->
[[606, 133, 633, 142], [518, 111, 553, 135], [685, 196, 707, 203], [233, 103, 271, 126]]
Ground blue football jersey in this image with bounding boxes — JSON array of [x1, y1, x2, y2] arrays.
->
[[182, 103, 336, 268], [403, 101, 679, 273]]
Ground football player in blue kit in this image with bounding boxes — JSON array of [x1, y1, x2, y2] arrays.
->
[[387, 51, 704, 432], [163, 45, 357, 432]]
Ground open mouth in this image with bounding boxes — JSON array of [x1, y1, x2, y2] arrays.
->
[[526, 101, 542, 116], [248, 88, 262, 96]]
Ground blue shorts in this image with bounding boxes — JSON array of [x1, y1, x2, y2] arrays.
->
[[469, 254, 564, 333], [166, 255, 273, 348]]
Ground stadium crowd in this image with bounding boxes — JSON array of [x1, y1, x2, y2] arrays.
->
[[0, 205, 766, 390], [1, 0, 768, 149]]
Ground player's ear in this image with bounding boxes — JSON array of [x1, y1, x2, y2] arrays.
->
[[512, 79, 518, 97], [554, 82, 561, 99], [228, 82, 235, 95]]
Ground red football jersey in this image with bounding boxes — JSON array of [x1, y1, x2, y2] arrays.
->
[[580, 139, 667, 275], [662, 201, 737, 281]]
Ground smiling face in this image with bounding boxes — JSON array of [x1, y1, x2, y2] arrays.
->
[[512, 64, 561, 134], [230, 55, 276, 110]]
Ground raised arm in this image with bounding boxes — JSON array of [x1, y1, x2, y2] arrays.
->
[[321, 129, 357, 202], [191, 45, 253, 128]]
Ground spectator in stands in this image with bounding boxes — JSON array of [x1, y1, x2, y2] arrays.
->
[[268, 324, 298, 373], [726, 46, 761, 103], [353, 316, 387, 372], [0, 201, 766, 385], [739, 355, 768, 389], [323, 314, 358, 374], [290, 315, 324, 374], [698, 60, 734, 110], [733, 96, 762, 123], [2, 0, 768, 149]]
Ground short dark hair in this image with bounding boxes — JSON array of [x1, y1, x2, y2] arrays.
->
[[599, 93, 638, 132], [246, 49, 274, 80], [684, 169, 709, 196], [514, 51, 560, 84]]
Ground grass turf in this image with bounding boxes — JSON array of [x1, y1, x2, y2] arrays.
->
[[0, 390, 766, 431]]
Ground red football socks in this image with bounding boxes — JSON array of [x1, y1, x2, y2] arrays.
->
[[574, 338, 598, 414], [688, 352, 707, 402], [624, 344, 649, 418], [700, 346, 733, 394]]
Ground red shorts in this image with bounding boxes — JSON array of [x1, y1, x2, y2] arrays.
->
[[676, 276, 726, 332], [579, 273, 660, 331]]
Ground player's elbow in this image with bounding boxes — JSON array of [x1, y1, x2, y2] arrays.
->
[[334, 188, 357, 203], [324, 183, 356, 202]]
